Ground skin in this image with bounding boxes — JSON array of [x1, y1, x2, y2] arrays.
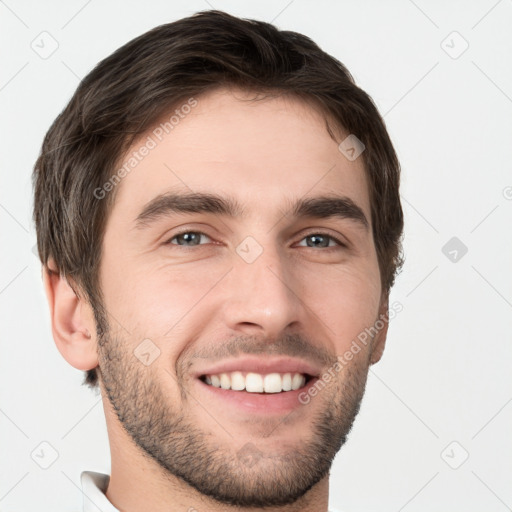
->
[[44, 86, 388, 512]]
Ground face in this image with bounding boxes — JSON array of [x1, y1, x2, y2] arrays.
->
[[95, 87, 386, 507]]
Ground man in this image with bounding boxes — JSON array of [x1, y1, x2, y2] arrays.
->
[[33, 9, 403, 512]]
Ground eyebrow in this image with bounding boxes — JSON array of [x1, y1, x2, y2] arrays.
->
[[134, 191, 369, 231]]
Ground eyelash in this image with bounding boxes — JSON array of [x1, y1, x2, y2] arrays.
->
[[166, 230, 346, 249]]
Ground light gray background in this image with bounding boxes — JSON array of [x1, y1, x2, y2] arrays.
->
[[1, 1, 511, 511]]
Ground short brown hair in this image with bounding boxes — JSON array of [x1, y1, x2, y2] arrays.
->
[[33, 10, 404, 389]]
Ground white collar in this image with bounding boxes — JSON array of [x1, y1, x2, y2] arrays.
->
[[81, 471, 119, 512]]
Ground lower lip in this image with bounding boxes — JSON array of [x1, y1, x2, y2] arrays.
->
[[195, 377, 319, 414]]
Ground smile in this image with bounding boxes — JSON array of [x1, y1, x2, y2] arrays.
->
[[200, 371, 312, 393]]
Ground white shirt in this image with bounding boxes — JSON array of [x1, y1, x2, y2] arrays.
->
[[81, 471, 119, 512], [80, 471, 343, 512]]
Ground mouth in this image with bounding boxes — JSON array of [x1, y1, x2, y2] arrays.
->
[[199, 371, 315, 393], [193, 357, 321, 414]]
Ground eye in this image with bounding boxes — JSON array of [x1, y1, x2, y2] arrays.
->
[[167, 231, 212, 246], [165, 231, 345, 249], [297, 233, 345, 249]]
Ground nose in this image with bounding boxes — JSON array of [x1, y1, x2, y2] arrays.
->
[[220, 240, 304, 339]]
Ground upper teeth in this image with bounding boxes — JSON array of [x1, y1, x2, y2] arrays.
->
[[204, 372, 306, 393]]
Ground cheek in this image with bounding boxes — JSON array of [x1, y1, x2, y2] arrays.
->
[[299, 263, 382, 350], [101, 257, 226, 339]]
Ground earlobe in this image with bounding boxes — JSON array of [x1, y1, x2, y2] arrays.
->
[[369, 296, 389, 365], [43, 260, 98, 371]]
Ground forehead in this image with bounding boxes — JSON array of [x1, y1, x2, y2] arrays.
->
[[109, 87, 371, 224]]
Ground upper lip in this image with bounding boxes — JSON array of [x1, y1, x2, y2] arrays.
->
[[193, 356, 322, 379]]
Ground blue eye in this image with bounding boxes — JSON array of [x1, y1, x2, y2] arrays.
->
[[166, 231, 344, 249], [168, 231, 211, 246], [297, 233, 343, 248]]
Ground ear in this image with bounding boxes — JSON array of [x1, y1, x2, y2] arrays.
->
[[42, 259, 99, 371], [369, 294, 389, 365]]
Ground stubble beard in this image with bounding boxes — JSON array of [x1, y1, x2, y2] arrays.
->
[[97, 325, 370, 508]]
